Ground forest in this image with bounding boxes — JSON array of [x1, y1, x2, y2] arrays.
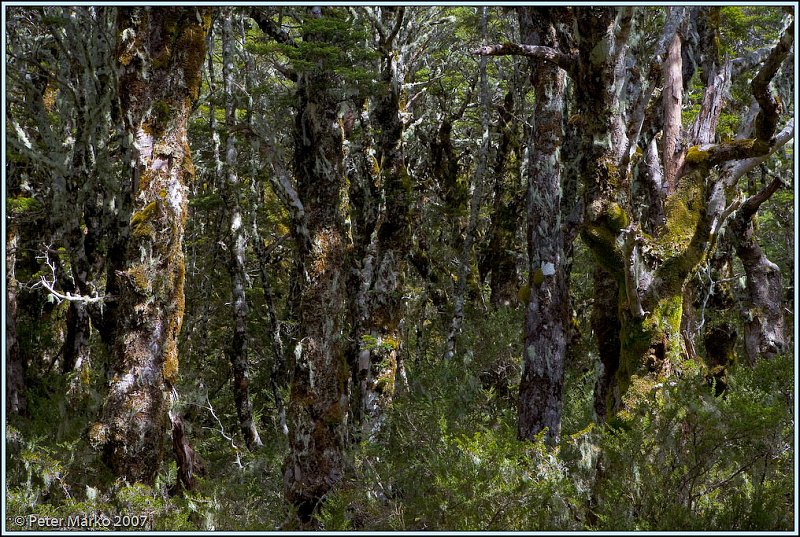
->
[[3, 4, 796, 532]]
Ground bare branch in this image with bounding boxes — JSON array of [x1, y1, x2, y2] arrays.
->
[[39, 278, 109, 304], [739, 177, 784, 223], [751, 20, 794, 142], [724, 119, 794, 186], [267, 164, 313, 257]]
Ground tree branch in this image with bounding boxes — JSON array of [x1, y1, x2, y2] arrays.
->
[[250, 8, 294, 46], [751, 19, 793, 142], [725, 119, 794, 186], [739, 177, 783, 223], [623, 224, 646, 319], [470, 43, 577, 74]]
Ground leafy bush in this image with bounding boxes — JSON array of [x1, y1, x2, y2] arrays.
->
[[591, 354, 793, 531]]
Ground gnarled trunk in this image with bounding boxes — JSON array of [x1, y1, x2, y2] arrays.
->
[[94, 7, 211, 485], [350, 7, 413, 439], [731, 179, 787, 364]]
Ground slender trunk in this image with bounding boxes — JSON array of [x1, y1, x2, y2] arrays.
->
[[482, 90, 522, 308], [222, 7, 262, 451], [444, 8, 490, 361], [517, 7, 568, 444], [353, 7, 412, 439], [663, 30, 684, 193], [591, 267, 621, 422], [62, 302, 91, 395], [6, 224, 27, 416], [95, 7, 211, 484], [253, 227, 289, 437]]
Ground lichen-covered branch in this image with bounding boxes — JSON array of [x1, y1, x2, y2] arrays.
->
[[470, 42, 577, 74]]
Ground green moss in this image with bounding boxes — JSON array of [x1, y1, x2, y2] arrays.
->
[[162, 339, 179, 384], [130, 201, 160, 241], [581, 225, 623, 277], [658, 170, 705, 253], [685, 145, 710, 165], [151, 100, 171, 133], [518, 284, 531, 304], [604, 159, 620, 188], [7, 196, 43, 216], [177, 11, 212, 100], [128, 264, 151, 293], [606, 202, 629, 232], [614, 293, 683, 413], [532, 269, 545, 288]]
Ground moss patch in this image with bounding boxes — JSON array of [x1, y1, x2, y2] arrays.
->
[[657, 169, 705, 254], [130, 201, 160, 241], [606, 202, 628, 232], [581, 225, 623, 278], [685, 145, 710, 165]]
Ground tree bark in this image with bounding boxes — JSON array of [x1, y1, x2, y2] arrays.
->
[[94, 7, 211, 485], [351, 7, 413, 439], [281, 8, 351, 524], [6, 224, 27, 416], [221, 7, 262, 452], [731, 179, 787, 364], [516, 7, 569, 445]]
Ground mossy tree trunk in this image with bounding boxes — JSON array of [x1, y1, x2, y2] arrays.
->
[[580, 14, 793, 415], [221, 7, 262, 452], [516, 7, 569, 444], [350, 7, 413, 439], [477, 9, 792, 419], [278, 8, 351, 524], [95, 6, 211, 485]]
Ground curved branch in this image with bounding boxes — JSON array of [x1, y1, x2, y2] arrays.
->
[[751, 19, 794, 142], [38, 277, 111, 304], [739, 177, 783, 223], [471, 43, 577, 74], [723, 119, 794, 185]]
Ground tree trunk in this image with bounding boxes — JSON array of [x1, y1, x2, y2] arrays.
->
[[481, 90, 523, 309], [63, 302, 92, 397], [731, 179, 787, 364], [94, 7, 211, 485], [221, 7, 262, 451], [516, 7, 569, 444], [6, 224, 27, 416], [351, 6, 412, 440], [443, 8, 490, 361], [282, 9, 351, 523], [591, 266, 621, 422]]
